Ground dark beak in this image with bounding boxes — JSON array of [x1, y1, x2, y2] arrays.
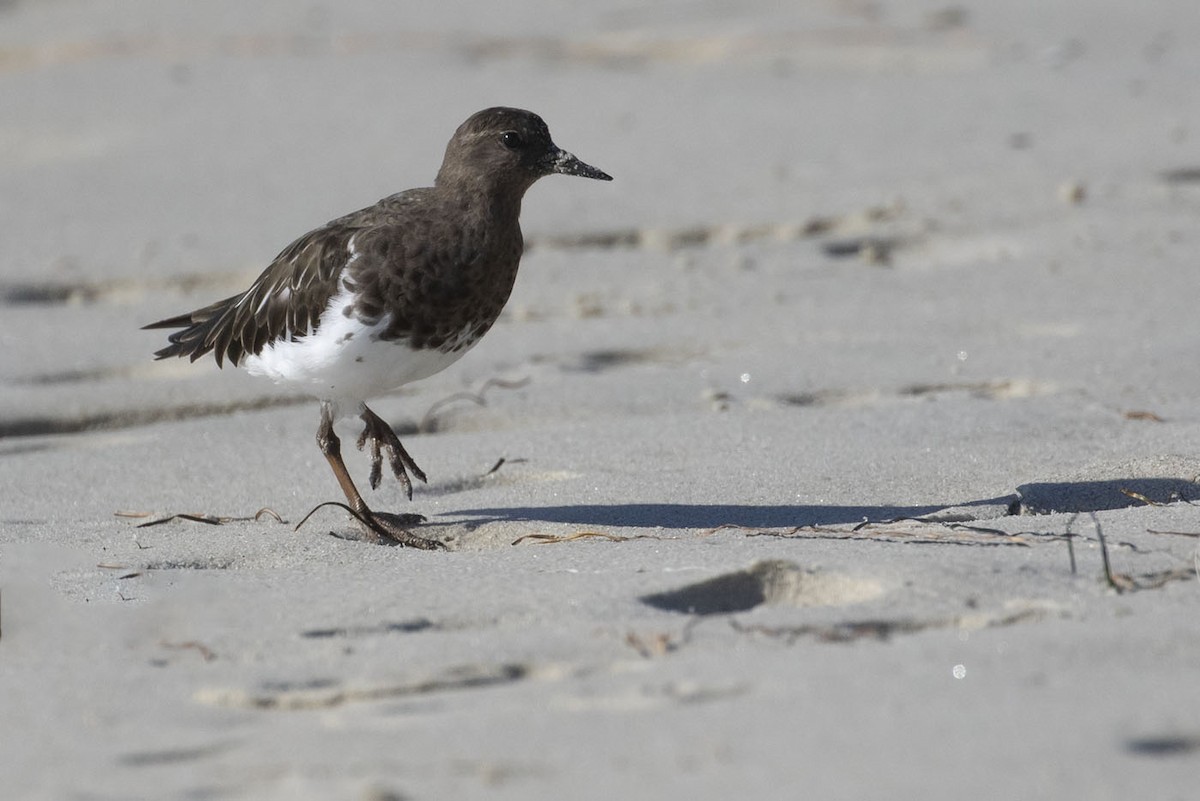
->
[[546, 147, 612, 181]]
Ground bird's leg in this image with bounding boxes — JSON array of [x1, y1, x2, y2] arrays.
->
[[317, 403, 371, 517], [316, 402, 441, 549], [356, 404, 428, 499]]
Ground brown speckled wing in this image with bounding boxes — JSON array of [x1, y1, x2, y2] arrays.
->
[[140, 191, 440, 367], [145, 188, 524, 366], [144, 219, 361, 367]]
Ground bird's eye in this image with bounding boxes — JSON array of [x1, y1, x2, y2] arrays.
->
[[500, 131, 524, 150]]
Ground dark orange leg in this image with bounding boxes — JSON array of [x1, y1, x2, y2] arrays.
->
[[316, 402, 441, 549]]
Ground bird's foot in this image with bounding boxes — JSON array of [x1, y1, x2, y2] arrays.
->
[[345, 509, 443, 550], [357, 406, 427, 499], [297, 501, 438, 548]]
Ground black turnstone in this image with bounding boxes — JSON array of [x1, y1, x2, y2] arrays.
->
[[144, 107, 611, 548]]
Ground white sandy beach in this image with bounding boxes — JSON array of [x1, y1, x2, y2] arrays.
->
[[2, 1, 1199, 798]]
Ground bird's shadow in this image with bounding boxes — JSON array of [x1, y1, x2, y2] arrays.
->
[[445, 477, 1199, 530], [446, 499, 1007, 530]]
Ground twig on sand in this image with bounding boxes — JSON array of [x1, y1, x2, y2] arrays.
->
[[1147, 529, 1200, 538], [293, 501, 376, 533], [1120, 488, 1163, 507], [512, 531, 665, 546], [512, 531, 627, 545], [1065, 513, 1079, 575], [419, 377, 531, 432], [702, 523, 803, 537], [701, 520, 1030, 546], [117, 507, 285, 528], [1092, 512, 1134, 593]]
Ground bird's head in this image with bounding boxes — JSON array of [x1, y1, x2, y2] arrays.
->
[[436, 107, 612, 195]]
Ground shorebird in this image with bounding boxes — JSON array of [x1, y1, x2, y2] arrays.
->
[[145, 107, 611, 548]]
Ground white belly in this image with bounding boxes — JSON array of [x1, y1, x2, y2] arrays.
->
[[242, 286, 475, 410]]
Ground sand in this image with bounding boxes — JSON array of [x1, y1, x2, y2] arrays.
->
[[2, 1, 1199, 798]]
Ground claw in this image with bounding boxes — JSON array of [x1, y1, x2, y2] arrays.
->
[[357, 428, 384, 490], [385, 445, 408, 491], [359, 509, 443, 549], [357, 405, 426, 499], [391, 461, 412, 499], [328, 510, 441, 546]]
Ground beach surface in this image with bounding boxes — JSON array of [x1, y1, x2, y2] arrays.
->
[[2, 1, 1199, 798]]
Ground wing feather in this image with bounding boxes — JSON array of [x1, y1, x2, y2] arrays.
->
[[143, 221, 363, 367]]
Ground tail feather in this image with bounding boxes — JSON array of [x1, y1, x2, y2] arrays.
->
[[142, 295, 243, 367], [143, 215, 353, 368]]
